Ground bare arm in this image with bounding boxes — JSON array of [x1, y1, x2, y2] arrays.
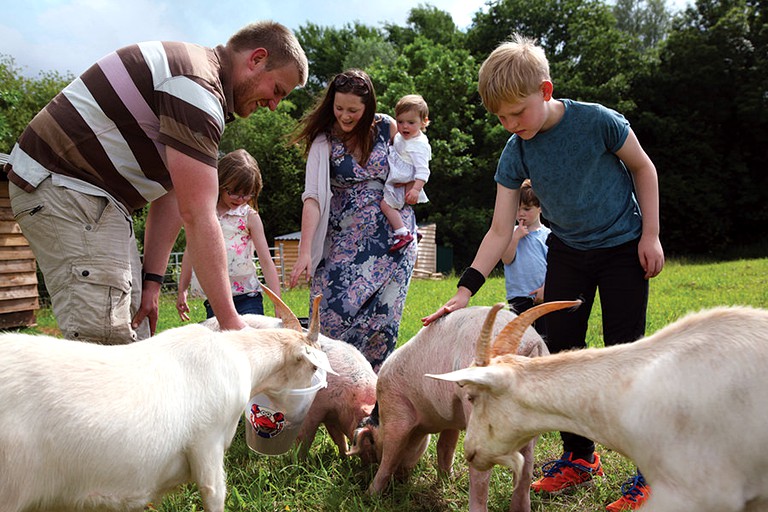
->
[[501, 224, 527, 265], [132, 190, 183, 334], [166, 147, 245, 331], [616, 129, 665, 279], [249, 210, 282, 304], [289, 197, 321, 288], [422, 184, 520, 325]]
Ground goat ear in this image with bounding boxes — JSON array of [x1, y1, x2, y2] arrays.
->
[[425, 367, 501, 390], [303, 345, 338, 376]]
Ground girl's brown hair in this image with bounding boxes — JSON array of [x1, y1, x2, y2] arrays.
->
[[292, 69, 377, 163], [218, 149, 262, 211], [519, 178, 540, 207]]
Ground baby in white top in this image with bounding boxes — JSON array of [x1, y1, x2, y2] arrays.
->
[[383, 94, 431, 252]]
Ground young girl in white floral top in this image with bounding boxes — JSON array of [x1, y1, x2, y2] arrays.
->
[[176, 149, 281, 320]]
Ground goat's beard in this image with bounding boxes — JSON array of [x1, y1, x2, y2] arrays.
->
[[495, 451, 525, 489]]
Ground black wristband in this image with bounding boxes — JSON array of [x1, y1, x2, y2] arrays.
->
[[457, 267, 485, 296], [143, 272, 164, 284]]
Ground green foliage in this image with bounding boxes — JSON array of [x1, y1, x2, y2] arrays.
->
[[342, 37, 398, 71], [613, 0, 672, 50], [466, 0, 646, 109], [0, 54, 72, 153], [631, 0, 768, 255], [385, 4, 467, 48]]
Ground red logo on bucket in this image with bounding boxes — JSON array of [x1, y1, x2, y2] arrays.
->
[[249, 403, 285, 439]]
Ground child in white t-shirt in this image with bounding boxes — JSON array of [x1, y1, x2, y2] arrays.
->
[[383, 94, 431, 252]]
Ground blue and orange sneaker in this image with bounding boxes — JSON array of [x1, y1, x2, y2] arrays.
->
[[531, 451, 604, 494], [606, 472, 651, 511]]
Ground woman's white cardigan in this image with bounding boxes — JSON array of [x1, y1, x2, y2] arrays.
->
[[301, 134, 332, 275]]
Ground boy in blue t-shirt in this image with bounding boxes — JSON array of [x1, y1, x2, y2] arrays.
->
[[422, 34, 665, 511]]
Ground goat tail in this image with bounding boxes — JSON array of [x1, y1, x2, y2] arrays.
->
[[491, 300, 582, 357], [474, 303, 506, 367]]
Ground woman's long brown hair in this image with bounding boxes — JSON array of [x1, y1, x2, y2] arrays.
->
[[292, 69, 377, 164]]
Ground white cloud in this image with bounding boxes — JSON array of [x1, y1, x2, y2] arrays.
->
[[4, 0, 692, 78], [3, 0, 488, 77]]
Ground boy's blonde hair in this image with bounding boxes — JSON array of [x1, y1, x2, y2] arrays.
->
[[395, 94, 430, 129], [478, 33, 550, 114], [218, 149, 263, 211]]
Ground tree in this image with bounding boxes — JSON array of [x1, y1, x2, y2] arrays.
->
[[293, 23, 388, 114], [0, 55, 71, 154], [342, 37, 398, 71], [613, 0, 673, 50], [631, 0, 768, 254], [385, 4, 466, 48], [466, 0, 645, 111]]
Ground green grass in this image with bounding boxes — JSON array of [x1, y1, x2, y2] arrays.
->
[[24, 257, 768, 511]]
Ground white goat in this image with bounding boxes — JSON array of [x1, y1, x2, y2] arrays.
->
[[348, 305, 549, 512], [429, 303, 768, 512], [202, 288, 377, 459], [0, 299, 333, 512]]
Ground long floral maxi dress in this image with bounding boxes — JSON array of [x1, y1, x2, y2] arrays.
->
[[310, 115, 418, 372]]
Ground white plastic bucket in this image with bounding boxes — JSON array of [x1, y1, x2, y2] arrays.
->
[[244, 367, 327, 455]]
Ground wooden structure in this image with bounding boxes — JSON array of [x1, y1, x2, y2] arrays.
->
[[412, 223, 442, 279], [0, 153, 40, 328], [274, 231, 300, 287], [273, 223, 441, 287]]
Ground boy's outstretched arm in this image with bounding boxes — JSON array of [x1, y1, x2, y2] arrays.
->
[[616, 129, 665, 279], [422, 184, 520, 325]]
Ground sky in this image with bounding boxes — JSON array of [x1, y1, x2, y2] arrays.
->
[[2, 0, 691, 79], [1, 0, 489, 78]]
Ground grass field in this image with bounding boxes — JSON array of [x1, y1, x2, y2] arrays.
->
[[24, 256, 768, 511]]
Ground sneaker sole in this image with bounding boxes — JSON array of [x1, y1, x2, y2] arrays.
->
[[532, 478, 596, 496]]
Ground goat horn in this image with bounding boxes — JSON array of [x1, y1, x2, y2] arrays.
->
[[260, 284, 303, 332], [307, 294, 322, 345], [491, 300, 582, 357], [474, 303, 506, 367]]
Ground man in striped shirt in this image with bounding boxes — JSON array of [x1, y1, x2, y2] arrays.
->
[[4, 21, 308, 344]]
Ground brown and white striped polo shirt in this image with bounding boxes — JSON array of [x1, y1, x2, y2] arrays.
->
[[4, 41, 235, 214]]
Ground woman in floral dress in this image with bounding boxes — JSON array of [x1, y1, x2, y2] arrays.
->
[[290, 69, 418, 371]]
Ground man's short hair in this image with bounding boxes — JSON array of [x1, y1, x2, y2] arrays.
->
[[227, 21, 308, 86]]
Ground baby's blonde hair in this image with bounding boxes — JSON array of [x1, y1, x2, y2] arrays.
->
[[395, 94, 430, 129], [478, 34, 551, 114]]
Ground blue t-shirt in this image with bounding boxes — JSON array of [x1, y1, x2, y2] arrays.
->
[[504, 225, 551, 299], [495, 99, 642, 250]]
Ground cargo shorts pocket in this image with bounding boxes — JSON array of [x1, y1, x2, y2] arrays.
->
[[59, 261, 136, 344]]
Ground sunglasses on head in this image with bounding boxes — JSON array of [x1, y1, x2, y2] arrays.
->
[[333, 74, 369, 93]]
